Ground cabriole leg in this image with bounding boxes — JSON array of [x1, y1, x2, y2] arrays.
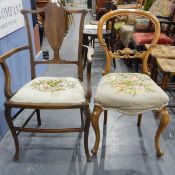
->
[[155, 107, 170, 157], [91, 105, 103, 155]]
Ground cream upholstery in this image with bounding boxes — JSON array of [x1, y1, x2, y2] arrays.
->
[[11, 77, 85, 104], [156, 58, 175, 73], [145, 45, 175, 58], [95, 73, 169, 115]]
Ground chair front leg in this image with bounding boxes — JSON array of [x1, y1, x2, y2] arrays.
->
[[91, 105, 103, 155], [155, 107, 170, 157], [5, 107, 19, 161], [84, 106, 91, 161]]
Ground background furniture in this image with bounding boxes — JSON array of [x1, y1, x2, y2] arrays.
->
[[91, 9, 170, 158], [145, 44, 175, 90], [118, 0, 144, 9], [0, 3, 93, 161], [83, 0, 117, 68]]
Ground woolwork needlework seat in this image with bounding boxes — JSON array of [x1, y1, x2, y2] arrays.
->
[[95, 73, 168, 115], [91, 9, 170, 158], [145, 44, 175, 90], [0, 3, 93, 161]]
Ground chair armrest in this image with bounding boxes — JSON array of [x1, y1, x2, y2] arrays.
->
[[0, 46, 28, 63], [0, 45, 29, 99], [82, 45, 94, 102]]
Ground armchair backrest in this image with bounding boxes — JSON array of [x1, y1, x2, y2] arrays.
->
[[21, 2, 87, 81], [97, 9, 160, 75]]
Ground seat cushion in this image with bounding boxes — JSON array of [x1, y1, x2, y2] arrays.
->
[[133, 32, 174, 45], [145, 44, 175, 58], [149, 0, 173, 17], [157, 57, 175, 73], [11, 77, 85, 104], [95, 73, 169, 115]]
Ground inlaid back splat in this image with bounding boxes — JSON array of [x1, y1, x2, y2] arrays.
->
[[44, 3, 66, 60]]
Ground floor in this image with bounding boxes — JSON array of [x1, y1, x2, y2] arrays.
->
[[0, 3, 175, 175]]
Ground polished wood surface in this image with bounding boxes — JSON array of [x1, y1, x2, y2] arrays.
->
[[91, 9, 169, 158], [0, 3, 94, 161], [97, 9, 160, 75]]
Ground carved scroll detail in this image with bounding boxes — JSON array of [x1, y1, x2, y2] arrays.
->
[[109, 48, 146, 59]]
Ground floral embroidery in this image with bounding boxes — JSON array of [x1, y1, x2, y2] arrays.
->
[[31, 79, 75, 92], [106, 73, 154, 96]]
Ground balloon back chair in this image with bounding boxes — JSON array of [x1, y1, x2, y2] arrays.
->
[[0, 3, 93, 161], [91, 9, 170, 157]]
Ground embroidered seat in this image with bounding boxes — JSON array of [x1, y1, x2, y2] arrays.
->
[[95, 73, 168, 115], [145, 44, 175, 58], [156, 58, 175, 73], [91, 9, 170, 158], [11, 77, 85, 104], [145, 44, 175, 89]]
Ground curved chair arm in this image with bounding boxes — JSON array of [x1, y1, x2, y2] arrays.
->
[[0, 46, 29, 99], [83, 45, 94, 102]]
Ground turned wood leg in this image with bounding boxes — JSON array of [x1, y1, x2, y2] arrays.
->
[[84, 107, 91, 161], [104, 110, 108, 125], [155, 107, 170, 157], [5, 107, 19, 161], [137, 114, 142, 127], [91, 105, 103, 155], [36, 109, 41, 126]]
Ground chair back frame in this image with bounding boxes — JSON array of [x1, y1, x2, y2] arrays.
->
[[21, 3, 87, 81], [97, 9, 160, 75]]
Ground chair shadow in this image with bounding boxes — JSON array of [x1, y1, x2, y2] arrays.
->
[[87, 123, 165, 175]]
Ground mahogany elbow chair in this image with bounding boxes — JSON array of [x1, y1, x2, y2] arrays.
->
[[91, 9, 170, 157], [0, 3, 94, 161]]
